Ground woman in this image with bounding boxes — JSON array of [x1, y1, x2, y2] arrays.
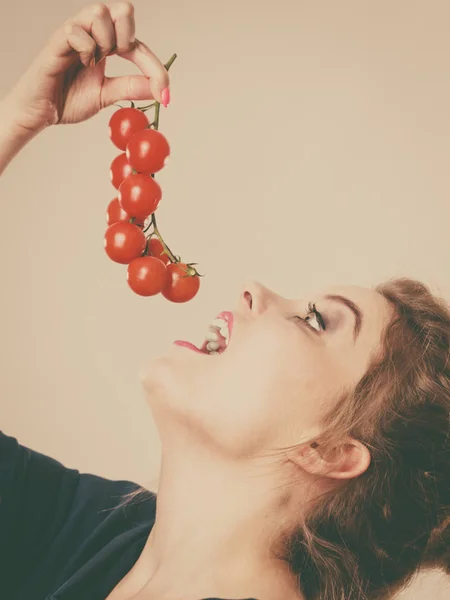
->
[[0, 3, 448, 600]]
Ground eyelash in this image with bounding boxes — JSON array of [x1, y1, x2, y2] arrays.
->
[[296, 302, 326, 332]]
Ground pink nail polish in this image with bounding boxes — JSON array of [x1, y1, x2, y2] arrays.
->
[[161, 87, 170, 107]]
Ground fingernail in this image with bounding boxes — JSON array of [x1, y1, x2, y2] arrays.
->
[[90, 56, 96, 68], [161, 87, 170, 107]]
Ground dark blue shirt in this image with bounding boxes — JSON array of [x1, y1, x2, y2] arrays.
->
[[0, 431, 257, 600]]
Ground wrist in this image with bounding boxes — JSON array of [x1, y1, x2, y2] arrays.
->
[[1, 95, 49, 141], [0, 96, 45, 176]]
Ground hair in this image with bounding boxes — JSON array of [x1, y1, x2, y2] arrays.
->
[[118, 276, 450, 600], [284, 276, 450, 599]]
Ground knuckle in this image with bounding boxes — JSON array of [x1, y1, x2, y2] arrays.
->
[[89, 3, 109, 18], [114, 1, 134, 16], [115, 40, 134, 53]]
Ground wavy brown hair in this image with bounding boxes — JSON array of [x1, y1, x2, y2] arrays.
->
[[285, 277, 450, 599], [119, 277, 450, 599]]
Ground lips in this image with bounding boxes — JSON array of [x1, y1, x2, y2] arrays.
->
[[174, 310, 234, 355]]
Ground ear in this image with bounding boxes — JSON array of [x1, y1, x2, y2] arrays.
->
[[294, 438, 371, 481]]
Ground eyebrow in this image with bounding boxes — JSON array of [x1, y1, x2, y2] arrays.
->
[[324, 294, 363, 342]]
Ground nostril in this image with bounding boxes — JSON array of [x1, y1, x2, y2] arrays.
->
[[244, 291, 253, 309]]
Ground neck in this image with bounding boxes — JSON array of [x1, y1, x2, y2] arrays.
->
[[125, 440, 305, 600]]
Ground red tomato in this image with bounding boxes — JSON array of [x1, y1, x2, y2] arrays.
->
[[126, 129, 170, 174], [162, 263, 200, 303], [110, 153, 133, 190], [109, 107, 149, 151], [118, 173, 162, 220], [147, 237, 170, 265], [104, 222, 146, 264], [127, 256, 167, 296], [106, 197, 145, 227]]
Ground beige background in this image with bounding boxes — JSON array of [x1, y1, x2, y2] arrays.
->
[[0, 0, 449, 598]]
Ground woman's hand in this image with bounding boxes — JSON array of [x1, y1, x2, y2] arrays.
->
[[3, 2, 170, 134]]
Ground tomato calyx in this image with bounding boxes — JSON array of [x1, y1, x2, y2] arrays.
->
[[184, 263, 204, 278], [170, 262, 203, 279]]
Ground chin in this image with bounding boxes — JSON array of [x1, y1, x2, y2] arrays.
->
[[137, 348, 200, 414], [138, 352, 176, 396]]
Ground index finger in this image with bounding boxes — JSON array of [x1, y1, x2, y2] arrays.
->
[[115, 38, 170, 104]]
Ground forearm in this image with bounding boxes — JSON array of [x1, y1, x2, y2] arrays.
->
[[0, 98, 42, 176]]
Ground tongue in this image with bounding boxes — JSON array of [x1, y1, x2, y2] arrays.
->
[[174, 340, 204, 354]]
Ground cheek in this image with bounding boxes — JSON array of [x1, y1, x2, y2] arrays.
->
[[216, 330, 342, 446], [200, 332, 328, 447]]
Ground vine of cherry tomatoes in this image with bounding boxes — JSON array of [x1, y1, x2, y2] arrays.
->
[[103, 54, 201, 303]]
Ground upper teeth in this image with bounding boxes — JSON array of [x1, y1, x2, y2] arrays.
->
[[205, 331, 219, 342], [212, 318, 227, 329], [204, 317, 230, 353], [211, 318, 229, 342]]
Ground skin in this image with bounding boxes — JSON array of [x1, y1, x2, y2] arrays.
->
[[106, 282, 392, 600], [0, 4, 394, 599]]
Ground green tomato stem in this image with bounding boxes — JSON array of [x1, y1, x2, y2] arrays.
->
[[148, 213, 178, 263], [144, 53, 178, 263], [164, 53, 177, 70]]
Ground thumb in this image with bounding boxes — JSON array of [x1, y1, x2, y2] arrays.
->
[[101, 74, 161, 108]]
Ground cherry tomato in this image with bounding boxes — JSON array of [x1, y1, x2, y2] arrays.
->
[[109, 107, 149, 151], [106, 197, 145, 228], [127, 256, 167, 297], [118, 173, 162, 220], [162, 263, 200, 303], [104, 222, 146, 264], [147, 237, 170, 265], [126, 129, 170, 174], [110, 153, 133, 190]]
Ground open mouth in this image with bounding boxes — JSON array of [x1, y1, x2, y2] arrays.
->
[[174, 311, 233, 356]]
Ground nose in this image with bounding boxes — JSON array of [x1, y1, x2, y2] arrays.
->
[[240, 280, 276, 314]]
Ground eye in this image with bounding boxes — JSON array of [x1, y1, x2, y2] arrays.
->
[[295, 302, 326, 332]]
